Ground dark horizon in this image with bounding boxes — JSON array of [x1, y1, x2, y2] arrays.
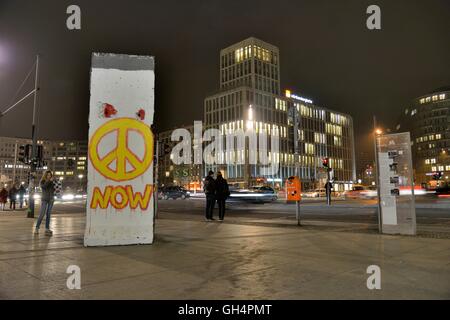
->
[[1, 0, 450, 155]]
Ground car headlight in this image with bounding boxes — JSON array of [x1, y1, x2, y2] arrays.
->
[[62, 194, 75, 200]]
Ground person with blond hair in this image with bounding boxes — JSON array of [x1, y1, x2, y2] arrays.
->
[[34, 170, 55, 236]]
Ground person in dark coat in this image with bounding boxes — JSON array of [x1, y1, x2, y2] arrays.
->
[[18, 184, 26, 209], [8, 185, 18, 210], [35, 170, 55, 236], [0, 187, 8, 211], [203, 170, 216, 221], [214, 172, 230, 221]]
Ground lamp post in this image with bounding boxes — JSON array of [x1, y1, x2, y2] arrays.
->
[[78, 174, 83, 192], [0, 55, 40, 218], [373, 116, 383, 233]]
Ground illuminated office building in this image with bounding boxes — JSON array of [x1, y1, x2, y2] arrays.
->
[[396, 87, 450, 186], [204, 37, 355, 190], [157, 125, 202, 190]]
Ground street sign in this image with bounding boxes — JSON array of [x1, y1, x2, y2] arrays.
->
[[84, 53, 155, 247], [376, 132, 416, 235]]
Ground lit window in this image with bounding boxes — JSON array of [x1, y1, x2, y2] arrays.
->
[[305, 143, 315, 155], [314, 133, 326, 144], [333, 136, 342, 147]]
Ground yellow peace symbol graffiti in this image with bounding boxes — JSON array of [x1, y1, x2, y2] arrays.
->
[[89, 118, 153, 181]]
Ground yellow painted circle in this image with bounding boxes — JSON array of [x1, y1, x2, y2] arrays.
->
[[89, 118, 153, 181]]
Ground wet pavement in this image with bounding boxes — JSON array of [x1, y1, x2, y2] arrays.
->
[[0, 208, 449, 299]]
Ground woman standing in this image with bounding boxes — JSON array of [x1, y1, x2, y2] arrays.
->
[[35, 170, 55, 235], [215, 171, 230, 222]]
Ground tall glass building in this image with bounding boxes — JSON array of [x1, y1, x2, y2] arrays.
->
[[204, 37, 355, 191], [396, 87, 450, 187]]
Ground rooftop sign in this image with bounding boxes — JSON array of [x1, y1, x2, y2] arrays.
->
[[285, 90, 313, 104]]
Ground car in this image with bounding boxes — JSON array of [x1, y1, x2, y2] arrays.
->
[[250, 186, 278, 201], [435, 183, 450, 198], [344, 185, 366, 199], [307, 188, 326, 198], [159, 186, 190, 200], [229, 186, 276, 203], [360, 186, 378, 199]]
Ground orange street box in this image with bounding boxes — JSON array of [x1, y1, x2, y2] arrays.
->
[[286, 176, 301, 201]]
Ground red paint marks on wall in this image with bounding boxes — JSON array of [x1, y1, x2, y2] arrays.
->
[[103, 103, 117, 118], [136, 109, 145, 120]]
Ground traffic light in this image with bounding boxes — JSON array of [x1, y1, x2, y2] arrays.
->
[[18, 145, 26, 163], [18, 144, 31, 164], [322, 157, 329, 168]]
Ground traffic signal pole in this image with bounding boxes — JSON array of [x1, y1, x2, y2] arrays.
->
[[27, 55, 40, 218], [326, 168, 331, 206], [322, 157, 332, 206]]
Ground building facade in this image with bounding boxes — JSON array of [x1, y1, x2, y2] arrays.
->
[[204, 37, 355, 191], [0, 137, 50, 187], [396, 87, 450, 186], [157, 126, 202, 190], [45, 140, 88, 192], [0, 137, 88, 192]]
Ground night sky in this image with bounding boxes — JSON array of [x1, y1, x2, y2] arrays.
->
[[1, 0, 449, 155]]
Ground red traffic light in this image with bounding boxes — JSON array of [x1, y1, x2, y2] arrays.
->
[[322, 157, 329, 168]]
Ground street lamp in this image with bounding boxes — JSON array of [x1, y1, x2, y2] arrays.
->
[[78, 174, 83, 192], [373, 116, 383, 233]]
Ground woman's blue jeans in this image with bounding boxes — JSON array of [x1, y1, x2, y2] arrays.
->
[[36, 200, 54, 230]]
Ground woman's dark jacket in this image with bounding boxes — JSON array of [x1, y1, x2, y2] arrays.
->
[[40, 180, 54, 202], [215, 177, 230, 200]]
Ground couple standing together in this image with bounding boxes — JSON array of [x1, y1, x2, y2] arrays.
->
[[203, 171, 230, 222]]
